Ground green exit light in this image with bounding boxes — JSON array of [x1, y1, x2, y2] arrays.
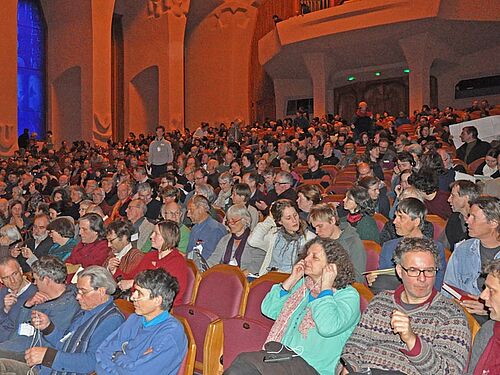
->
[[403, 69, 411, 73], [374, 72, 381, 76], [348, 76, 356, 81]]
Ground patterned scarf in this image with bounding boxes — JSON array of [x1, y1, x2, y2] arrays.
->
[[265, 276, 322, 344]]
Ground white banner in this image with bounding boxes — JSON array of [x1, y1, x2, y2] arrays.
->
[[449, 115, 500, 148]]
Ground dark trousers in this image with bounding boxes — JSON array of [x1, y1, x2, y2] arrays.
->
[[224, 350, 318, 375], [151, 163, 167, 178]]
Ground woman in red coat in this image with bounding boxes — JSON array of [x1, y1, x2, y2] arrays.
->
[[117, 220, 188, 305]]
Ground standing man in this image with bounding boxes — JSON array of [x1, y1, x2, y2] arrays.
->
[[148, 125, 173, 179]]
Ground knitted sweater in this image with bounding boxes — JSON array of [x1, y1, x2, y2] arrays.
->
[[340, 286, 470, 375]]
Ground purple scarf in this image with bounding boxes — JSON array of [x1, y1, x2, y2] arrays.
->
[[223, 228, 250, 266]]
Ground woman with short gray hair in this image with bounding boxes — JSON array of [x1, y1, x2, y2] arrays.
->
[[207, 204, 265, 275]]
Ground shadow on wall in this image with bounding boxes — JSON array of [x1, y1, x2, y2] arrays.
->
[[52, 66, 81, 144], [129, 65, 159, 136]]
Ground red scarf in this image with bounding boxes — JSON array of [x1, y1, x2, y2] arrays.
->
[[347, 213, 362, 225], [474, 321, 500, 375]]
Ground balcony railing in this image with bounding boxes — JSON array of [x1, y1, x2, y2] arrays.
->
[[298, 0, 346, 14]]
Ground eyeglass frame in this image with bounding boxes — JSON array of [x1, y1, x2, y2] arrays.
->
[[400, 265, 438, 278]]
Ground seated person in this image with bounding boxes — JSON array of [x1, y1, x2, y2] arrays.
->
[[467, 259, 500, 375], [357, 175, 390, 219], [231, 183, 259, 229], [248, 199, 315, 275], [0, 266, 124, 374], [45, 217, 78, 262], [66, 213, 111, 267], [302, 153, 330, 187], [308, 203, 366, 282], [444, 196, 500, 324], [207, 204, 265, 275], [118, 221, 187, 306], [95, 269, 187, 374], [367, 198, 446, 292], [446, 180, 480, 251], [380, 187, 434, 245], [186, 195, 227, 265], [125, 198, 155, 253], [226, 238, 360, 375], [0, 257, 37, 342], [408, 168, 452, 219], [342, 186, 380, 243], [0, 256, 80, 360], [160, 201, 190, 254], [296, 184, 323, 223], [104, 220, 144, 280], [340, 237, 470, 374]]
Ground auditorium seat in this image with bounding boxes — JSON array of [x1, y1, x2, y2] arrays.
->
[[172, 314, 197, 375], [373, 213, 388, 233], [183, 260, 201, 304], [362, 240, 382, 272], [426, 214, 447, 242], [352, 282, 374, 312], [204, 317, 270, 374], [243, 271, 289, 327]]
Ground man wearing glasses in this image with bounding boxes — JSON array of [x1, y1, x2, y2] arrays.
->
[[0, 266, 124, 374], [339, 237, 470, 375], [0, 257, 36, 342]]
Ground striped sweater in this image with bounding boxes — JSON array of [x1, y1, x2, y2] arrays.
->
[[340, 286, 471, 375]]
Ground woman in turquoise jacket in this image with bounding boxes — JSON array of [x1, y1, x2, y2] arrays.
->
[[226, 237, 360, 375]]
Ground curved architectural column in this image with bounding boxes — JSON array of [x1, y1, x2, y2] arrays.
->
[[303, 52, 331, 119], [0, 0, 18, 155]]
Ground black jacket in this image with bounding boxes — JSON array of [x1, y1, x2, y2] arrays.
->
[[456, 139, 491, 164]]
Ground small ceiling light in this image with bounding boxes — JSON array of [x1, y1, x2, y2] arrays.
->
[[348, 76, 356, 81], [374, 72, 381, 76], [403, 69, 411, 73]]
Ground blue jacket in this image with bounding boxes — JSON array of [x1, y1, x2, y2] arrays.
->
[[186, 216, 227, 259], [379, 237, 446, 290], [37, 298, 124, 375], [0, 283, 37, 343], [95, 311, 187, 375], [0, 285, 80, 353], [444, 238, 500, 297]]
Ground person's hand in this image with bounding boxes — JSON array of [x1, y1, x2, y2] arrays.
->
[[117, 279, 134, 291], [10, 247, 21, 258], [31, 310, 50, 330], [395, 185, 403, 197], [321, 263, 337, 291], [21, 247, 33, 259], [25, 292, 50, 308], [107, 257, 120, 274], [255, 200, 268, 211], [0, 237, 10, 246], [365, 272, 378, 286], [3, 293, 18, 314], [391, 310, 417, 350], [459, 295, 488, 315], [24, 347, 47, 367], [340, 367, 349, 375], [282, 260, 305, 291]]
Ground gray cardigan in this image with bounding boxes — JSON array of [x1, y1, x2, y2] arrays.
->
[[207, 233, 266, 274]]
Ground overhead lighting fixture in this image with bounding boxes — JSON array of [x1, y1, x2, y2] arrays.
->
[[347, 76, 356, 81], [403, 69, 411, 73]]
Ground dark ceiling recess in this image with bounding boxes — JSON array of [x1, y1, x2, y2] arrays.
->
[[455, 75, 500, 99]]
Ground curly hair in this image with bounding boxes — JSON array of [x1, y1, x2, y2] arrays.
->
[[298, 238, 355, 289], [408, 168, 438, 194], [346, 186, 375, 216], [393, 237, 440, 268]]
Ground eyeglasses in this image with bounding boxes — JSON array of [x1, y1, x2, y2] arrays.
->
[[77, 287, 97, 295], [400, 265, 438, 278], [274, 181, 288, 185], [107, 237, 119, 243], [227, 217, 242, 225]]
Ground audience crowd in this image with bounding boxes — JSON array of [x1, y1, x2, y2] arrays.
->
[[0, 98, 497, 374]]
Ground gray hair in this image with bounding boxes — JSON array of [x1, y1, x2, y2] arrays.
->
[[396, 198, 427, 231], [31, 256, 67, 284], [406, 143, 422, 157], [393, 237, 440, 269], [275, 171, 294, 186], [218, 172, 233, 185], [0, 224, 22, 243], [226, 204, 252, 229], [137, 182, 152, 194], [130, 198, 147, 216], [78, 265, 117, 295], [190, 194, 211, 213], [195, 184, 216, 204]]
